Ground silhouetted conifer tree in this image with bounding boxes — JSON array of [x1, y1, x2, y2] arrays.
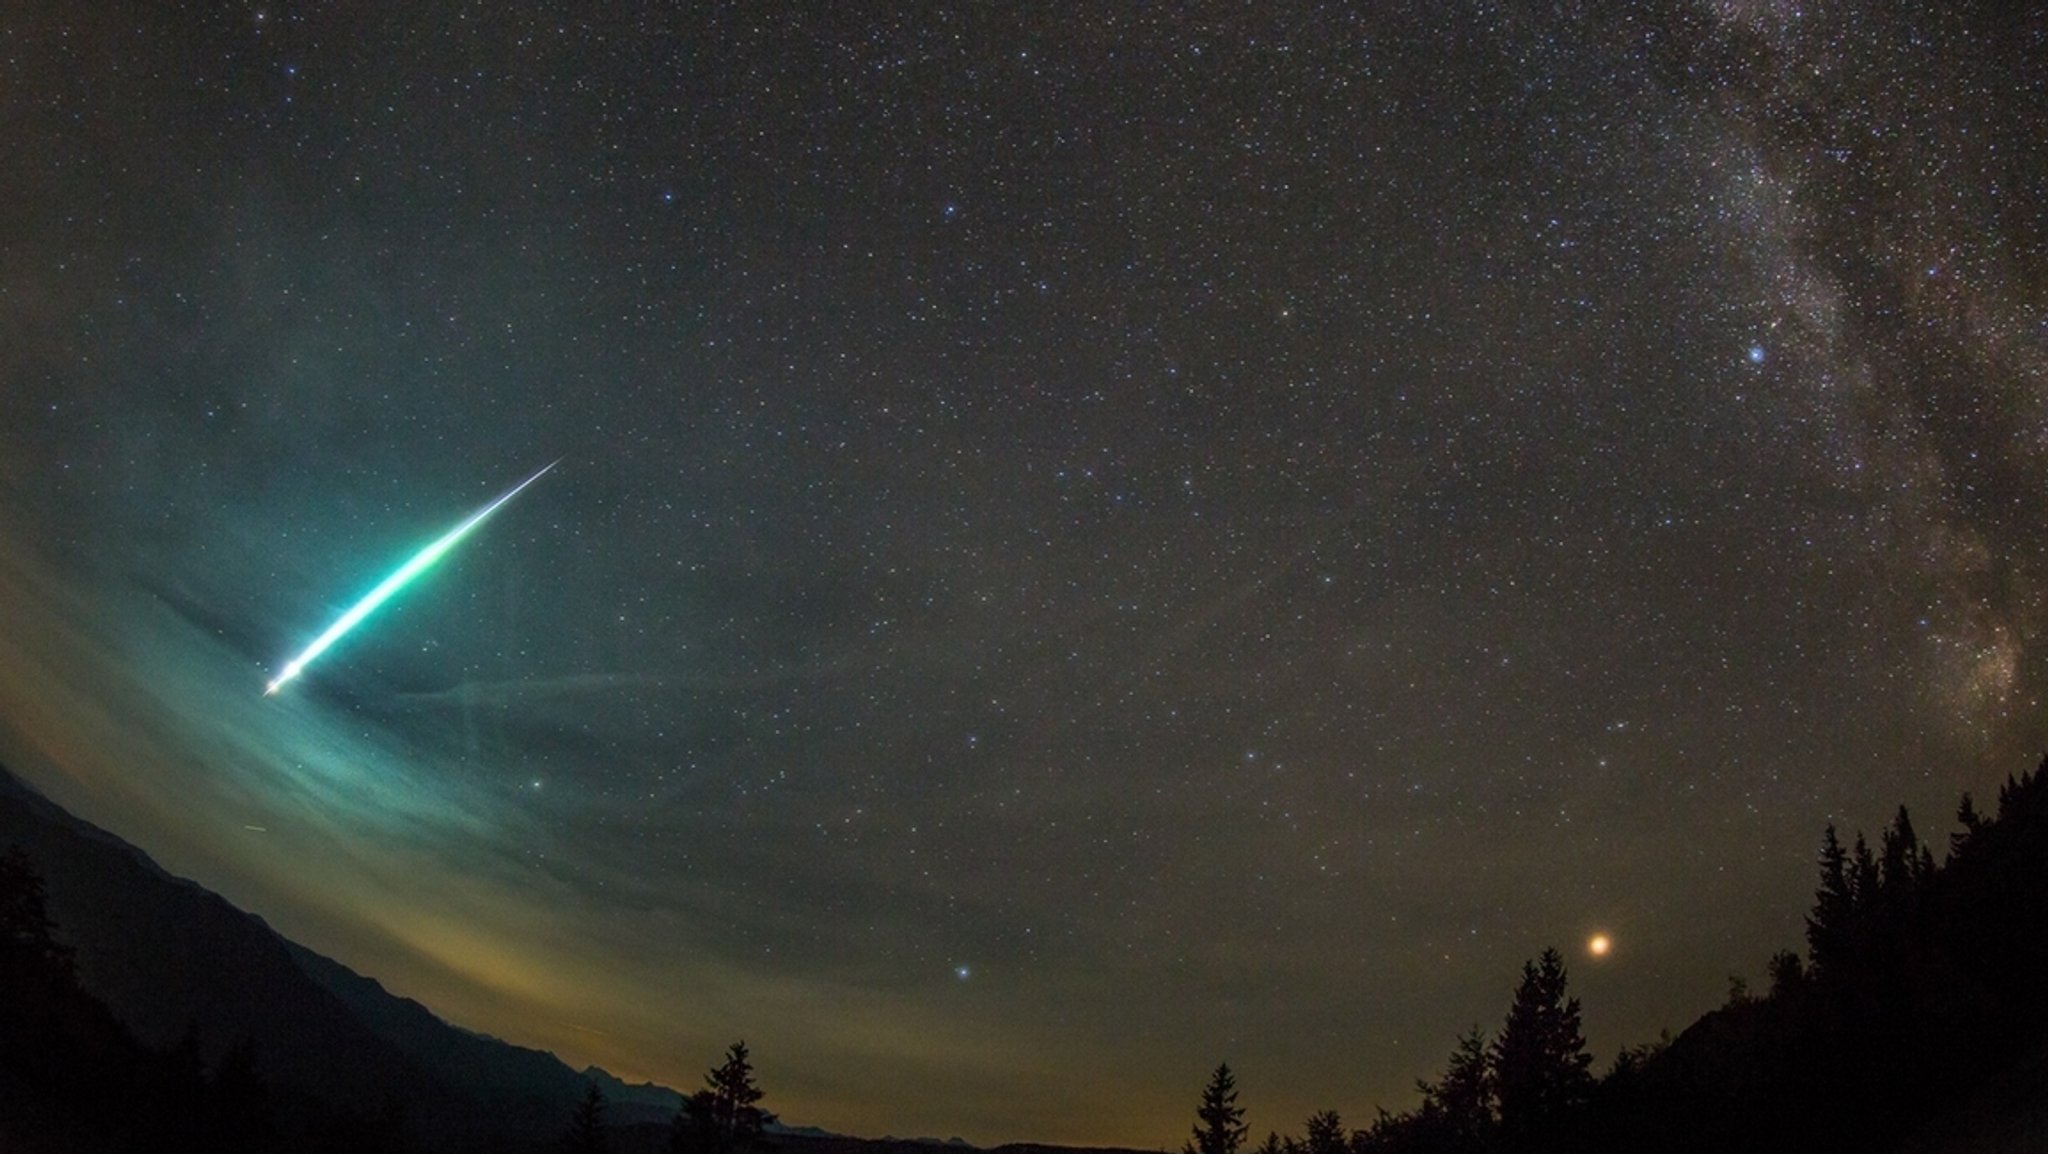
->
[[1726, 973, 1757, 1008], [1301, 1109, 1347, 1154], [563, 1081, 609, 1154], [1849, 833, 1879, 911], [0, 845, 74, 982], [1183, 1063, 1248, 1154], [672, 1091, 711, 1154], [1491, 948, 1591, 1152], [1354, 1026, 1497, 1154], [672, 1040, 769, 1154], [0, 846, 74, 1077], [1766, 948, 1805, 997], [1878, 804, 1933, 908], [1951, 792, 1983, 862], [1806, 824, 1855, 975], [1603, 1033, 1668, 1081], [1350, 1108, 1402, 1154], [1423, 1025, 1493, 1150], [1997, 768, 2031, 816]]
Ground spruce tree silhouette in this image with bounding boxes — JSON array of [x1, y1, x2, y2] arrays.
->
[[1300, 1109, 1346, 1154], [1490, 948, 1591, 1153], [1848, 832, 1880, 923], [0, 845, 75, 984], [1805, 824, 1856, 977], [1878, 805, 1934, 897], [1354, 1025, 1497, 1154], [672, 1040, 769, 1154], [562, 1081, 609, 1154], [1950, 791, 1984, 861], [1426, 1026, 1495, 1151], [1765, 949, 1805, 997], [1182, 1063, 1248, 1154]]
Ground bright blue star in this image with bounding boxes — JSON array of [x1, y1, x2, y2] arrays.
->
[[954, 964, 972, 980], [1747, 344, 1767, 364]]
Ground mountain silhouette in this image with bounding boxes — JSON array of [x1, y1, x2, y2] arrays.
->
[[22, 749, 2046, 1153], [0, 763, 675, 1149]]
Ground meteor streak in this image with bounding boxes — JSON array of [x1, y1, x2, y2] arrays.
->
[[265, 460, 559, 695]]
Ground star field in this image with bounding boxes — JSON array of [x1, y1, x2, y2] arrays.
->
[[2, 2, 2045, 1145]]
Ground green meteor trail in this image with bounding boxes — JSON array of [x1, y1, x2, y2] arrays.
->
[[265, 460, 559, 695]]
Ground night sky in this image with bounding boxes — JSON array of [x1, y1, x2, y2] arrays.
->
[[3, 2, 2046, 1145]]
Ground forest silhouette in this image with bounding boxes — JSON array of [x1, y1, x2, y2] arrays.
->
[[7, 757, 2048, 1151], [1190, 758, 2048, 1154]]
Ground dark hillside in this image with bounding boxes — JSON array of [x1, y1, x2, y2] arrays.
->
[[12, 754, 2048, 1153], [1590, 761, 2048, 1153], [1351, 756, 2048, 1154], [0, 766, 433, 1108], [0, 763, 669, 1149]]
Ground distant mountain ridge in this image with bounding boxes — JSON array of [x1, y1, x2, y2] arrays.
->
[[0, 763, 676, 1146], [281, 937, 682, 1123], [0, 763, 1171, 1154], [14, 752, 2048, 1153], [0, 765, 427, 1104]]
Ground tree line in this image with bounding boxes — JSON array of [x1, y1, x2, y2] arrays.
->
[[1180, 756, 2048, 1154], [10, 754, 2047, 1152], [1180, 942, 1591, 1154], [558, 1037, 774, 1154]]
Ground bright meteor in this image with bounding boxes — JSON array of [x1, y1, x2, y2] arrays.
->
[[265, 460, 559, 695]]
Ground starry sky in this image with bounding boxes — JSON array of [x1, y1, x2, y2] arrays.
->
[[2, 2, 2045, 1145]]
